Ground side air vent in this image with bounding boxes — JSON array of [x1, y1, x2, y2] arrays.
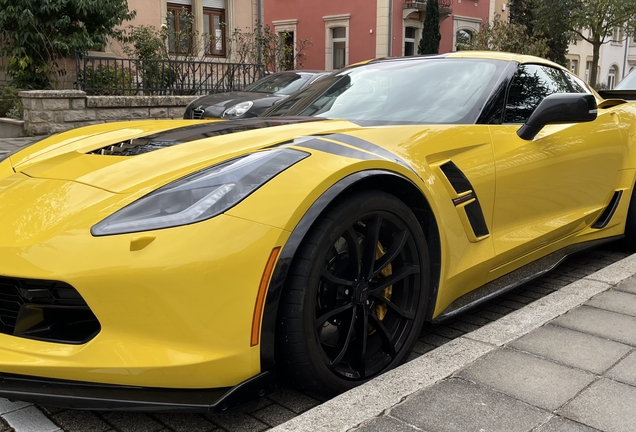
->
[[592, 190, 623, 229], [439, 162, 472, 193], [439, 161, 490, 239], [465, 201, 490, 237]]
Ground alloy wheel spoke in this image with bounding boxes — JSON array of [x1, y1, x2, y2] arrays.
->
[[370, 294, 415, 319], [342, 226, 362, 279], [330, 307, 358, 367], [369, 312, 397, 358], [372, 230, 409, 279], [370, 264, 420, 293], [359, 305, 369, 378], [320, 268, 356, 287], [314, 302, 354, 329], [361, 215, 382, 280]]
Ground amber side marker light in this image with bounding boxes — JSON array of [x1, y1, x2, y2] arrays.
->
[[251, 247, 281, 346]]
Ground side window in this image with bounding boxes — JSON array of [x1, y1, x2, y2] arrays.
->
[[504, 64, 572, 123], [563, 71, 592, 94]]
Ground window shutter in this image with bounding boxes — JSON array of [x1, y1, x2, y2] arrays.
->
[[202, 0, 226, 8], [168, 0, 192, 4]]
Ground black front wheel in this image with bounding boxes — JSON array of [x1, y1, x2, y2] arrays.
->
[[276, 191, 430, 394]]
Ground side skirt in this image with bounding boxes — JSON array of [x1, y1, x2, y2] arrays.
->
[[433, 236, 622, 322]]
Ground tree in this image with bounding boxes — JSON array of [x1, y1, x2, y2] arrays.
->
[[509, 0, 571, 66], [509, 0, 535, 33], [566, 0, 636, 87], [0, 0, 135, 89], [418, 0, 441, 55], [466, 16, 550, 58], [532, 0, 572, 66]]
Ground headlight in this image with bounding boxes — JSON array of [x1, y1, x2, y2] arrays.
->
[[91, 149, 308, 236], [223, 101, 253, 117]]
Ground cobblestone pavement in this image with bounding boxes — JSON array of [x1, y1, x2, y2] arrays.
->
[[0, 137, 631, 431]]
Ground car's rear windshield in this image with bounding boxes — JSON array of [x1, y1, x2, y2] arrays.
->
[[244, 73, 313, 95], [264, 58, 506, 124]]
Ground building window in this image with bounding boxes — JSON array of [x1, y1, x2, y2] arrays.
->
[[279, 32, 295, 70], [455, 29, 474, 51], [203, 8, 225, 56], [570, 59, 578, 75], [608, 65, 618, 89], [167, 4, 193, 55], [585, 61, 592, 83], [405, 27, 417, 56], [324, 14, 350, 71], [332, 27, 346, 70], [273, 19, 299, 70]]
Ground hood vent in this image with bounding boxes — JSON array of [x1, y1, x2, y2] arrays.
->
[[86, 118, 323, 156]]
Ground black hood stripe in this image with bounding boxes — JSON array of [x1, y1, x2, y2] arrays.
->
[[88, 118, 325, 156]]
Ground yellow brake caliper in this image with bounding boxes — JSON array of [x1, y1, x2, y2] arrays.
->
[[375, 243, 392, 322]]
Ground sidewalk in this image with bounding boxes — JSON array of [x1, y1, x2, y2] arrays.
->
[[0, 137, 40, 153], [275, 253, 636, 432]]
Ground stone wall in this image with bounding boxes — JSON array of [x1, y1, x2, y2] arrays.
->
[[19, 90, 198, 136]]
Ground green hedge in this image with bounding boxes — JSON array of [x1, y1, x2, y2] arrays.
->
[[0, 86, 23, 119]]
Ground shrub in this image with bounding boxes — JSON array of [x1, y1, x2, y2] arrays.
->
[[83, 64, 135, 95], [0, 85, 23, 119]]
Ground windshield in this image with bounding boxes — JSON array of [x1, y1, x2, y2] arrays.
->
[[244, 73, 314, 95], [264, 58, 504, 124], [616, 69, 636, 90]]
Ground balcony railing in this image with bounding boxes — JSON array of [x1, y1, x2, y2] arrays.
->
[[404, 0, 453, 10]]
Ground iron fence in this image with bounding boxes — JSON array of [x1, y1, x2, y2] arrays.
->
[[75, 52, 265, 96]]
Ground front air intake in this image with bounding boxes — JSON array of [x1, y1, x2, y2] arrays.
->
[[0, 277, 100, 344]]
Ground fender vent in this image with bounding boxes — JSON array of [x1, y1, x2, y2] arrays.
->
[[439, 162, 472, 193], [440, 161, 489, 238], [592, 190, 623, 229]]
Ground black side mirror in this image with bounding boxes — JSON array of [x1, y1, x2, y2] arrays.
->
[[517, 93, 598, 140]]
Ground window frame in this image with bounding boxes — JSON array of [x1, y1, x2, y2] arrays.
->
[[404, 26, 417, 56], [323, 14, 350, 71], [167, 3, 194, 55], [203, 7, 226, 57]]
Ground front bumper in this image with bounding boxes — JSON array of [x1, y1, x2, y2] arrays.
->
[[0, 370, 275, 413], [0, 174, 290, 390]]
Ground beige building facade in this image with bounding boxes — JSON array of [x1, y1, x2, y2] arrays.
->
[[107, 0, 259, 59], [489, 0, 508, 22]]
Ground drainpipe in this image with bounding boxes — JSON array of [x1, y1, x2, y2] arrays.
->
[[387, 0, 393, 56], [622, 25, 629, 79], [257, 0, 263, 66]]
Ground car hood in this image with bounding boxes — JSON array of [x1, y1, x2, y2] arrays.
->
[[7, 118, 361, 194], [191, 91, 281, 108], [189, 92, 286, 117]]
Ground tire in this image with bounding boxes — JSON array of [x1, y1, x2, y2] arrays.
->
[[276, 190, 430, 395]]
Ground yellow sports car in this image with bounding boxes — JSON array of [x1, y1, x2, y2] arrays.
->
[[0, 52, 635, 412]]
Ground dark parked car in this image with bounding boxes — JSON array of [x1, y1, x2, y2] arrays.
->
[[183, 70, 329, 120]]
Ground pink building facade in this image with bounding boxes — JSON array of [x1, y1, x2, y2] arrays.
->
[[264, 0, 490, 71]]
